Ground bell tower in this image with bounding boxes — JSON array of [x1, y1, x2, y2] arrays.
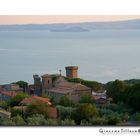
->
[[41, 74, 52, 93], [65, 66, 78, 78]]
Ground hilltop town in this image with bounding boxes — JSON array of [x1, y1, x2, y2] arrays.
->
[[0, 66, 140, 126]]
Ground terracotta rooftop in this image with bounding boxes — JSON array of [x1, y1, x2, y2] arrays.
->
[[20, 96, 52, 105], [0, 91, 17, 97]]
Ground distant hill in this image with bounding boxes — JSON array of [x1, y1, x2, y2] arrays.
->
[[105, 79, 140, 89], [0, 19, 140, 32]]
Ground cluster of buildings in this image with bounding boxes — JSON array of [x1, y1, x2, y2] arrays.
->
[[0, 84, 23, 101], [0, 66, 111, 119], [32, 66, 92, 102]]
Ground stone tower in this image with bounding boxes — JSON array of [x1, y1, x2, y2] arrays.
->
[[41, 74, 53, 93], [65, 66, 78, 78], [33, 75, 42, 96]]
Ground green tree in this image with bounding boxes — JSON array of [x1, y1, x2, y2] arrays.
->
[[0, 117, 15, 126], [59, 96, 74, 107], [89, 117, 108, 125], [106, 80, 128, 103], [25, 101, 50, 118], [56, 105, 74, 120], [107, 115, 122, 125], [72, 103, 98, 125], [59, 118, 76, 126], [11, 115, 26, 125], [26, 114, 47, 126], [13, 81, 28, 92], [0, 101, 9, 110], [10, 92, 29, 107], [79, 94, 95, 104], [11, 108, 23, 117]]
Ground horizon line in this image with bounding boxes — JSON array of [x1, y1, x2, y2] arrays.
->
[[0, 18, 140, 26]]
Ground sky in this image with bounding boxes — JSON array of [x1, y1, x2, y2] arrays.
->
[[0, 15, 140, 25]]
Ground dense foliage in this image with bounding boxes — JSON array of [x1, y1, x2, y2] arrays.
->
[[10, 92, 29, 106], [25, 101, 50, 118], [58, 96, 74, 107], [12, 81, 28, 92], [79, 94, 95, 104]]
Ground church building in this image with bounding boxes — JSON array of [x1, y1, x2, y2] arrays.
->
[[33, 66, 91, 102]]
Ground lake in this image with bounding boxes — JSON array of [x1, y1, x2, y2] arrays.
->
[[0, 30, 140, 84]]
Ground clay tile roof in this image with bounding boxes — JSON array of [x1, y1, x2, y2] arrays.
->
[[20, 96, 52, 105], [0, 91, 17, 97]]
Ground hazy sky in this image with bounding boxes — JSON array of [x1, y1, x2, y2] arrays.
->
[[0, 15, 140, 24]]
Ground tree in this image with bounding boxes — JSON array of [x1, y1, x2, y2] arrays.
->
[[89, 117, 107, 125], [10, 92, 29, 106], [106, 80, 128, 103], [0, 117, 15, 126], [25, 101, 50, 118], [79, 93, 95, 104], [11, 115, 26, 125], [59, 96, 74, 107], [11, 108, 23, 117], [26, 114, 48, 126], [107, 115, 122, 125], [56, 105, 74, 120], [13, 81, 28, 92], [59, 118, 76, 126], [0, 101, 9, 110], [72, 103, 98, 125]]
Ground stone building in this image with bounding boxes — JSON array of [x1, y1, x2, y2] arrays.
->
[[65, 66, 78, 78], [33, 66, 92, 102], [33, 75, 42, 96], [46, 76, 91, 102]]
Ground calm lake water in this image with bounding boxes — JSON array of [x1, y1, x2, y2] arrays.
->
[[0, 30, 140, 84]]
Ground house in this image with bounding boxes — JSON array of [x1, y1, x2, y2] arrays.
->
[[93, 95, 112, 104], [20, 96, 52, 106], [1, 84, 23, 93], [20, 96, 57, 119], [0, 91, 17, 101]]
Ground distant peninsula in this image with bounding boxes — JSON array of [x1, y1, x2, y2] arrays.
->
[[0, 19, 140, 32]]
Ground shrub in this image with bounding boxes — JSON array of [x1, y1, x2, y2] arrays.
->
[[59, 96, 74, 107], [0, 101, 9, 110], [72, 103, 98, 124], [79, 94, 95, 104], [56, 105, 74, 120], [59, 119, 76, 126], [107, 115, 122, 125], [27, 114, 47, 126], [11, 108, 23, 117], [89, 117, 108, 125], [11, 115, 26, 125]]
